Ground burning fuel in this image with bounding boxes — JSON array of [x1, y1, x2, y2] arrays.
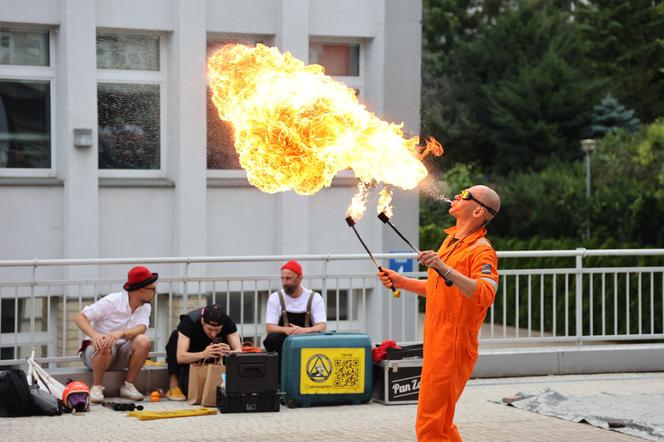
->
[[346, 181, 372, 221], [346, 213, 401, 298], [208, 44, 442, 218], [377, 186, 394, 219]]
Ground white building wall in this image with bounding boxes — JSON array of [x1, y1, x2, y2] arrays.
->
[[96, 0, 174, 31], [0, 185, 63, 281], [56, 0, 99, 282], [0, 0, 423, 341], [0, 0, 59, 25], [373, 0, 423, 339], [207, 0, 278, 35], [309, 0, 379, 37], [168, 0, 208, 279], [207, 185, 280, 277], [98, 186, 175, 277]]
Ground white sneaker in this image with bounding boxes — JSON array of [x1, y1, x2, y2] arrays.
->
[[90, 385, 105, 403], [120, 381, 144, 401]]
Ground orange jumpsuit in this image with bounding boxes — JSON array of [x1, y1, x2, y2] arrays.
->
[[416, 226, 499, 441]]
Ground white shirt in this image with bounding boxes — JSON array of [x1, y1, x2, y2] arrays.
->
[[81, 291, 151, 344], [265, 288, 326, 325]]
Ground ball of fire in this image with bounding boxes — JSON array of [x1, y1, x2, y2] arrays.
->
[[208, 44, 442, 220]]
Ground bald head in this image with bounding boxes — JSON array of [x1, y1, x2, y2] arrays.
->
[[469, 185, 501, 223]]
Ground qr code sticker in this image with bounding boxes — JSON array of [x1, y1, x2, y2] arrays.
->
[[334, 358, 360, 388]]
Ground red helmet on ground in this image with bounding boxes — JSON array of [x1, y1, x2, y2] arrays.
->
[[62, 381, 90, 413]]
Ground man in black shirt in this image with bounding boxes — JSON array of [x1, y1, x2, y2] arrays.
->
[[165, 304, 241, 400]]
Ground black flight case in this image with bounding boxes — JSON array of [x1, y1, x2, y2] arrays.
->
[[217, 351, 280, 413]]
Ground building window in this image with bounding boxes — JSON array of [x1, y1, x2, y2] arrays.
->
[[309, 42, 359, 77], [206, 36, 271, 170], [98, 83, 160, 170], [96, 34, 159, 71], [309, 41, 362, 99], [0, 29, 53, 172], [97, 33, 165, 173]]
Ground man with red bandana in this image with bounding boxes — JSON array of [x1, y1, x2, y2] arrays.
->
[[263, 260, 327, 364], [379, 185, 501, 441]]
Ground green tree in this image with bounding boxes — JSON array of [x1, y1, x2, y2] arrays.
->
[[423, 1, 602, 173], [589, 94, 640, 137], [467, 121, 664, 246], [490, 161, 586, 239], [421, 0, 514, 169], [589, 120, 664, 245], [483, 41, 601, 172], [420, 0, 664, 248], [422, 0, 512, 69], [576, 0, 664, 122]]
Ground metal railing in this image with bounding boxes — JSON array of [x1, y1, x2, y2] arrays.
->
[[484, 249, 664, 345], [0, 248, 662, 367], [0, 253, 416, 367]]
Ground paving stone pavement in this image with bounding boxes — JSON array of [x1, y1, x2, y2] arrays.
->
[[4, 372, 662, 441]]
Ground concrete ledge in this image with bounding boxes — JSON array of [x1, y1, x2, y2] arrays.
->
[[0, 177, 64, 186], [41, 344, 664, 391], [48, 365, 169, 396], [207, 173, 357, 188], [98, 177, 175, 188], [473, 343, 664, 378]]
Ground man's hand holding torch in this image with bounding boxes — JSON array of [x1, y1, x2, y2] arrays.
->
[[418, 250, 447, 274], [377, 267, 428, 297], [377, 268, 406, 291]]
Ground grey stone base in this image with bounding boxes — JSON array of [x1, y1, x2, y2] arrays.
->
[[473, 343, 664, 378], [48, 365, 169, 397]]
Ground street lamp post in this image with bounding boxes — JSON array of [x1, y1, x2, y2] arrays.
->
[[581, 139, 597, 240]]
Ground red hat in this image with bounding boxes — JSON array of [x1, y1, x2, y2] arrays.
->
[[281, 260, 302, 276], [124, 266, 159, 291]]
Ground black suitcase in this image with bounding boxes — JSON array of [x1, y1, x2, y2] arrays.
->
[[218, 352, 280, 413], [223, 352, 279, 394], [216, 387, 280, 413], [385, 343, 423, 360]]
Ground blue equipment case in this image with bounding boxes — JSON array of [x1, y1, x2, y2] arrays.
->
[[280, 332, 373, 408]]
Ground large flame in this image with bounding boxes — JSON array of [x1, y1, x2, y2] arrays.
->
[[346, 181, 371, 221], [208, 44, 434, 207], [377, 186, 394, 218]]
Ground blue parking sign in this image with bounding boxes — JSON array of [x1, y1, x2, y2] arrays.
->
[[388, 253, 414, 273]]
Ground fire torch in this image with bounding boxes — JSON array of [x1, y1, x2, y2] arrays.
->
[[377, 211, 453, 287], [345, 215, 401, 298]]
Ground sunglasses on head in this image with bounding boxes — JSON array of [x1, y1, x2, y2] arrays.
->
[[460, 189, 498, 216]]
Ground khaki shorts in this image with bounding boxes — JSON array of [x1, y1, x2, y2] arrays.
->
[[81, 339, 134, 371]]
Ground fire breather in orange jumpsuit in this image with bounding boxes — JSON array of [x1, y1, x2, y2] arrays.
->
[[416, 226, 499, 441]]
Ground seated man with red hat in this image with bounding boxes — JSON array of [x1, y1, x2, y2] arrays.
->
[[164, 303, 242, 400], [263, 260, 327, 363], [74, 265, 157, 403]]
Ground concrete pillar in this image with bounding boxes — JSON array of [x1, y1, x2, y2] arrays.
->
[[381, 0, 423, 342], [363, 0, 423, 342], [275, 0, 309, 60], [168, 0, 207, 260], [382, 0, 422, 254], [274, 0, 311, 260], [56, 0, 98, 279]]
